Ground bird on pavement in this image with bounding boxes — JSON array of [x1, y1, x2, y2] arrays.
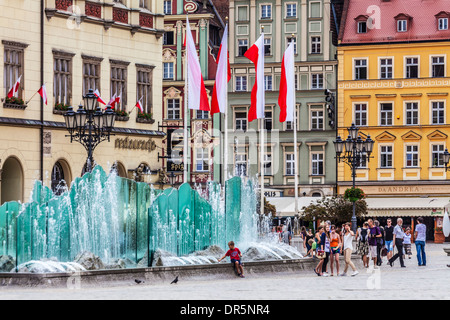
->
[[170, 276, 179, 284]]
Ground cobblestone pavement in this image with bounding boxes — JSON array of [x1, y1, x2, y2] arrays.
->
[[1, 243, 449, 300]]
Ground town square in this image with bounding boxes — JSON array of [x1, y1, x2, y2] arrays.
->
[[0, 0, 449, 302]]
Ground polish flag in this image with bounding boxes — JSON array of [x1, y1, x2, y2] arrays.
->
[[93, 89, 106, 105], [278, 42, 295, 123], [38, 84, 48, 105], [108, 93, 121, 108], [244, 34, 265, 122], [211, 24, 231, 115], [136, 97, 144, 113], [185, 17, 210, 112], [7, 75, 22, 98]]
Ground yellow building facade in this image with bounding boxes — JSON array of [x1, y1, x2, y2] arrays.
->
[[0, 0, 165, 204]]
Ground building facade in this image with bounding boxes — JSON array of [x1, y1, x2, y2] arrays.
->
[[161, 0, 226, 186], [337, 0, 450, 239], [227, 0, 338, 200], [0, 0, 165, 204]]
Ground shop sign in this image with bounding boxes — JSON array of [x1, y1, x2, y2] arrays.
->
[[115, 137, 156, 153]]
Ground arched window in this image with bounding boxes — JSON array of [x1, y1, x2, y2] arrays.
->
[[51, 161, 67, 195], [1, 157, 24, 204]]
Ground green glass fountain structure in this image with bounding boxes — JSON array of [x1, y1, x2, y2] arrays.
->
[[0, 166, 257, 269]]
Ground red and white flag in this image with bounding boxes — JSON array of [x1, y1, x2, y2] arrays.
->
[[93, 89, 106, 105], [278, 42, 295, 123], [136, 97, 144, 113], [7, 75, 22, 98], [38, 84, 48, 105], [185, 17, 210, 112], [108, 93, 121, 108], [211, 24, 231, 115], [245, 34, 265, 122]]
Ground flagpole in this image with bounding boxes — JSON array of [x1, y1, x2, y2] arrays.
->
[[184, 17, 189, 184], [223, 19, 229, 183], [291, 35, 299, 216], [260, 26, 265, 216]]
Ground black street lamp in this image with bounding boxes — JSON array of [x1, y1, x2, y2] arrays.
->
[[63, 89, 116, 173], [443, 148, 450, 171], [334, 123, 375, 232], [168, 171, 177, 187]]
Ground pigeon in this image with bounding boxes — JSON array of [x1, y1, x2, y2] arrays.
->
[[135, 279, 144, 284], [170, 276, 179, 284]]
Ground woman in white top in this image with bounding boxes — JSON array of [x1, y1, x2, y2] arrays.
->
[[340, 222, 359, 276]]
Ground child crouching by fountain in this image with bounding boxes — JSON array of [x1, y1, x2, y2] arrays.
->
[[218, 241, 245, 278]]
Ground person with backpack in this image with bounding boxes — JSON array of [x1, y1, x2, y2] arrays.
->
[[367, 219, 382, 268], [355, 221, 370, 268]]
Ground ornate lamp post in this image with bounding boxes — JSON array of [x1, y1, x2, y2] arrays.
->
[[334, 123, 375, 232], [443, 148, 450, 171], [63, 89, 116, 173]]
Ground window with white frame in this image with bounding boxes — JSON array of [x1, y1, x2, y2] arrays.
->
[[311, 153, 324, 175], [405, 145, 419, 167], [380, 145, 393, 168], [432, 144, 445, 167], [235, 76, 247, 92], [405, 102, 419, 125], [438, 18, 448, 30], [405, 57, 419, 78], [235, 111, 247, 131], [264, 75, 272, 91], [264, 110, 273, 131], [356, 151, 368, 169], [357, 21, 367, 34], [432, 56, 445, 78], [261, 5, 272, 19], [264, 38, 271, 56], [167, 98, 180, 119], [311, 36, 321, 54], [380, 58, 393, 79], [235, 153, 248, 176], [310, 108, 324, 130], [263, 153, 272, 176], [195, 148, 209, 172], [354, 59, 367, 80], [163, 62, 174, 80], [380, 103, 393, 126], [196, 110, 208, 119], [286, 3, 297, 18], [286, 109, 298, 131], [238, 39, 248, 57], [431, 101, 445, 124], [285, 153, 295, 175], [287, 36, 297, 54], [354, 103, 367, 126], [163, 1, 172, 15], [397, 20, 407, 32], [311, 73, 323, 89]]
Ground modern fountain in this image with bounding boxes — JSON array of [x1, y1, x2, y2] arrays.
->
[[0, 165, 302, 273]]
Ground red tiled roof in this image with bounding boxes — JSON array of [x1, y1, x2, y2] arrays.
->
[[339, 0, 450, 45]]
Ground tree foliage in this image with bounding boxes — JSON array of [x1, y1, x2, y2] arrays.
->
[[301, 195, 368, 225]]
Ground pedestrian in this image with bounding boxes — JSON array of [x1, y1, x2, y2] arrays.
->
[[329, 225, 341, 276], [321, 224, 331, 276], [368, 219, 382, 268], [414, 217, 427, 266], [301, 226, 307, 253], [218, 241, 245, 278], [281, 225, 291, 245], [384, 218, 394, 261], [374, 220, 385, 266], [388, 218, 406, 268], [307, 238, 316, 258], [403, 227, 412, 259], [356, 222, 370, 268], [340, 222, 359, 276], [314, 226, 325, 276], [305, 228, 314, 255]]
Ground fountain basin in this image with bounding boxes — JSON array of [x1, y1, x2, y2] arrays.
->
[[0, 255, 364, 288]]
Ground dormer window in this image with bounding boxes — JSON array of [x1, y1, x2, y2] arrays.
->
[[354, 15, 369, 34], [397, 20, 407, 32], [436, 12, 450, 30], [394, 13, 412, 33], [439, 18, 448, 30]]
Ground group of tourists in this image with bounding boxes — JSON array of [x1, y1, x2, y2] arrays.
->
[[300, 217, 428, 277]]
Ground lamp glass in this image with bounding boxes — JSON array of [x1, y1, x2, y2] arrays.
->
[[75, 106, 87, 128], [348, 123, 358, 140], [84, 89, 98, 112]]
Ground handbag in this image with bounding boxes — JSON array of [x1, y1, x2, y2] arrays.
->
[[316, 250, 326, 259], [381, 247, 388, 257]]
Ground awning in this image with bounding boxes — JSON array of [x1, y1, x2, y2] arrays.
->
[[267, 197, 330, 217], [365, 197, 450, 217]]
